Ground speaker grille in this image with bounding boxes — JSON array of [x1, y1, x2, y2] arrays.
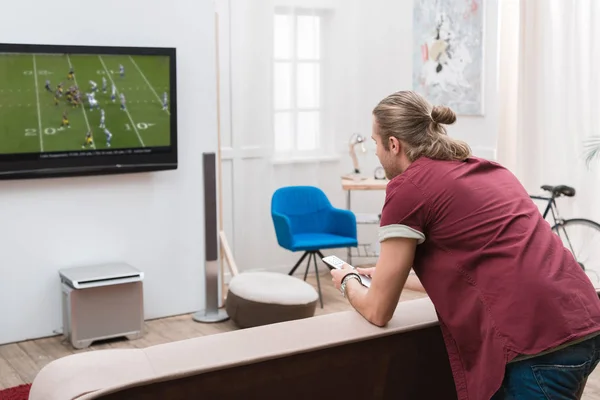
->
[[203, 153, 218, 262]]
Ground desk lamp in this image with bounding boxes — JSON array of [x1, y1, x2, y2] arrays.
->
[[342, 133, 368, 180]]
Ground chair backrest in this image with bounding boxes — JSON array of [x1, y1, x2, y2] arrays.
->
[[271, 186, 333, 234]]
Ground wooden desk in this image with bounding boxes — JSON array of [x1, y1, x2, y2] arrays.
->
[[341, 177, 388, 264], [341, 177, 387, 210], [341, 177, 388, 191]]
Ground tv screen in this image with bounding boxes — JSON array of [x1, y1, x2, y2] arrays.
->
[[0, 43, 177, 180]]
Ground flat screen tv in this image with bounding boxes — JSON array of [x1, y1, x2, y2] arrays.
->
[[0, 43, 177, 180]]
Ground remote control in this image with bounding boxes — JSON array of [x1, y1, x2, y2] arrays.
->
[[321, 255, 347, 269], [321, 255, 372, 287]]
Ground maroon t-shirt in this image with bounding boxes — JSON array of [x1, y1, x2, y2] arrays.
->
[[379, 156, 600, 400]]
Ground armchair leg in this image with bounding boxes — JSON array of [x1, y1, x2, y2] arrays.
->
[[288, 251, 310, 276], [312, 252, 323, 308], [303, 255, 311, 281], [288, 251, 324, 308]]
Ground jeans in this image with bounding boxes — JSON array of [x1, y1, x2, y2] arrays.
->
[[491, 333, 600, 399]]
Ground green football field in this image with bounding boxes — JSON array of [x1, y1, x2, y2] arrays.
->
[[0, 53, 171, 154]]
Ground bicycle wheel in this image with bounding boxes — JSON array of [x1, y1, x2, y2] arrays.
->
[[552, 218, 600, 287]]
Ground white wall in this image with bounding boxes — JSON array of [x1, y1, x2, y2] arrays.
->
[[0, 0, 218, 345], [219, 0, 499, 278]]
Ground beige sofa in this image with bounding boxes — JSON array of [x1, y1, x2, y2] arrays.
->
[[29, 297, 457, 400]]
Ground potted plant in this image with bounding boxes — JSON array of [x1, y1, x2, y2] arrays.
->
[[584, 136, 600, 167]]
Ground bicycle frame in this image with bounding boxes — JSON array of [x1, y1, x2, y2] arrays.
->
[[529, 194, 565, 225], [531, 193, 582, 265]]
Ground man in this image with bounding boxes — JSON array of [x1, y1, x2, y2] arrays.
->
[[331, 90, 600, 399]]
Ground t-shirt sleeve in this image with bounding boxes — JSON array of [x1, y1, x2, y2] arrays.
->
[[379, 179, 428, 245]]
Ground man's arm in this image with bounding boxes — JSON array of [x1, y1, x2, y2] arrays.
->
[[356, 267, 426, 293], [344, 237, 417, 327]]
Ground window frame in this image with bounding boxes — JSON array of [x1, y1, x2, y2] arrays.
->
[[272, 7, 325, 157]]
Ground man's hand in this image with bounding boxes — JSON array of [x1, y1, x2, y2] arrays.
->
[[330, 263, 356, 291], [356, 267, 375, 277]]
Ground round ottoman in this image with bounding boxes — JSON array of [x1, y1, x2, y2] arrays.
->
[[226, 272, 319, 328]]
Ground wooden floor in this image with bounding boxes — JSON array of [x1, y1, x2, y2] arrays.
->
[[1, 273, 600, 399]]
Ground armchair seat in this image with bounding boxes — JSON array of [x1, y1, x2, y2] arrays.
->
[[291, 233, 358, 252]]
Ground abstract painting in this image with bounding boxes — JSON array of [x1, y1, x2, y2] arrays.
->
[[413, 0, 484, 115]]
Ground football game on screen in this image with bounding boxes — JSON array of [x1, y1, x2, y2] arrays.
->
[[0, 53, 171, 154]]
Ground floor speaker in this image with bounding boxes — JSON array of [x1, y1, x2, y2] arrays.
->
[[193, 152, 229, 323]]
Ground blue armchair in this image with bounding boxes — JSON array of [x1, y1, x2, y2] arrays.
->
[[271, 186, 358, 307]]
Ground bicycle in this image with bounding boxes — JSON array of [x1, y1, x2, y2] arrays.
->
[[530, 184, 600, 285]]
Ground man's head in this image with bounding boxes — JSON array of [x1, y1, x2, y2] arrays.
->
[[371, 90, 471, 180]]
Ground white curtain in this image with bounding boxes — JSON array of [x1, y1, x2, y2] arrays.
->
[[497, 0, 600, 223]]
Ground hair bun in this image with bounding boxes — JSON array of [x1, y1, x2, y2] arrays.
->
[[431, 105, 456, 125]]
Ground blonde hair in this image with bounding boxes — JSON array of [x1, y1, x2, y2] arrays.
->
[[372, 91, 471, 162]]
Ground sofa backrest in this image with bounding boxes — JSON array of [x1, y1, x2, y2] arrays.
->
[[30, 297, 457, 400]]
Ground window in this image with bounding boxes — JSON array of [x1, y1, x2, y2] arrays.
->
[[273, 9, 322, 154]]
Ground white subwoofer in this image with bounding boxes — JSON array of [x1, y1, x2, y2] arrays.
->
[[59, 263, 144, 349]]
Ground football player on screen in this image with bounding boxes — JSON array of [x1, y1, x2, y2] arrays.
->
[[61, 110, 70, 128], [67, 67, 74, 80], [82, 131, 93, 149], [119, 64, 125, 78], [87, 92, 99, 111], [72, 89, 81, 108], [104, 128, 113, 148], [70, 93, 79, 108], [99, 109, 106, 128], [111, 84, 116, 102], [53, 89, 61, 106], [162, 92, 168, 111], [66, 87, 74, 103], [120, 93, 126, 111], [102, 77, 107, 93]]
